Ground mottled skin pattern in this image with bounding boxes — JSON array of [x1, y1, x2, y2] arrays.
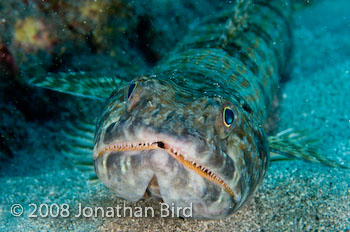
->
[[93, 0, 292, 219]]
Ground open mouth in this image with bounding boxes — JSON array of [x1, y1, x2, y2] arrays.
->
[[96, 140, 234, 197]]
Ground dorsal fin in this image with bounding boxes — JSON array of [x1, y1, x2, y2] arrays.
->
[[219, 0, 253, 47], [219, 0, 315, 48], [28, 71, 126, 101]]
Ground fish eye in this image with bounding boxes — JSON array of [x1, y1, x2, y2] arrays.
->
[[127, 81, 137, 99], [223, 107, 234, 128]]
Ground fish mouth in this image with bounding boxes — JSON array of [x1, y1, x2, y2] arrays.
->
[[95, 140, 234, 198]]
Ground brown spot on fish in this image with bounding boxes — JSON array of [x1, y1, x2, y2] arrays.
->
[[240, 79, 250, 88]]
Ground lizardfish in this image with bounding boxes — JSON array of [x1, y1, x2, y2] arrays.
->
[[30, 0, 348, 219]]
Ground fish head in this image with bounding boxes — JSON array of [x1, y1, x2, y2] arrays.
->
[[93, 76, 268, 219]]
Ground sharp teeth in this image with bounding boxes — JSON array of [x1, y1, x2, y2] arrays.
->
[[103, 142, 234, 195]]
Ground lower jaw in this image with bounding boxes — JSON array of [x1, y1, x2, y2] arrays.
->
[[94, 150, 236, 219]]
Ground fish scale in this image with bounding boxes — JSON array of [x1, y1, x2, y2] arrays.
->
[[159, 0, 292, 122]]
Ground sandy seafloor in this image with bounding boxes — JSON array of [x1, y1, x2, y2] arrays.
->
[[1, 1, 350, 231]]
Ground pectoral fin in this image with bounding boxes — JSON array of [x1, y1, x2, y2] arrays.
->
[[29, 71, 125, 101], [268, 128, 349, 169], [60, 118, 98, 183]]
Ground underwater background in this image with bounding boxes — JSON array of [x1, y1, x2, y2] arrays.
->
[[0, 0, 349, 231]]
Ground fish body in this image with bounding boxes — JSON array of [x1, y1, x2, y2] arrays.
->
[[92, 0, 292, 218], [29, 0, 349, 219]]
